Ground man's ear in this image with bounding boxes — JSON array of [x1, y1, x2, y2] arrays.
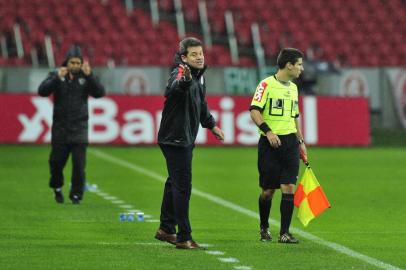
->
[[181, 54, 187, 63]]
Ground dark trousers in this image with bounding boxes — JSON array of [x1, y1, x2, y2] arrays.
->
[[159, 144, 194, 242], [48, 143, 87, 199]]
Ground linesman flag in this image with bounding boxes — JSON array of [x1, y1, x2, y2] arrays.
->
[[294, 164, 331, 226]]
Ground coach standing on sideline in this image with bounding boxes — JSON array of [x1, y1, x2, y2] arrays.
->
[[38, 45, 105, 204], [154, 37, 224, 249]]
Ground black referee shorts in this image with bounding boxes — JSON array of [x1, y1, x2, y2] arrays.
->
[[257, 133, 299, 189]]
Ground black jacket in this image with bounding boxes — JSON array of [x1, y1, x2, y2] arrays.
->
[[38, 71, 105, 144], [158, 53, 216, 147]]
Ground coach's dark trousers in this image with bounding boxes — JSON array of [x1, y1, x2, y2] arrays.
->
[[48, 143, 87, 199], [159, 144, 194, 242]]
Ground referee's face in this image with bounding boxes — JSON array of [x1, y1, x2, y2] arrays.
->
[[183, 46, 205, 70], [290, 58, 304, 79]]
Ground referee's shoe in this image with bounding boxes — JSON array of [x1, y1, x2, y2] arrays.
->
[[260, 227, 272, 241], [278, 232, 299, 244]]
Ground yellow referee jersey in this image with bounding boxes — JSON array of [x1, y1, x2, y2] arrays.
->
[[250, 75, 299, 135]]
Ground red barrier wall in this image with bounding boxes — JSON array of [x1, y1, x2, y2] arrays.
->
[[0, 94, 370, 146]]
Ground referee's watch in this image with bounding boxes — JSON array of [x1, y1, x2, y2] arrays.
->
[[298, 139, 305, 144]]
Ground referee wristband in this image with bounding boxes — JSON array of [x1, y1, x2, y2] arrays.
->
[[259, 123, 271, 134], [298, 139, 304, 144]]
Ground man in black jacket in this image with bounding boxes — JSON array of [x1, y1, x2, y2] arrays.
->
[[38, 45, 105, 204], [155, 37, 224, 249]]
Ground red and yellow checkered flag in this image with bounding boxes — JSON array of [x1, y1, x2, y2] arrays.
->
[[294, 165, 331, 226]]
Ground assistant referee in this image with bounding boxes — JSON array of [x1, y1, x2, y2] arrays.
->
[[249, 48, 308, 244]]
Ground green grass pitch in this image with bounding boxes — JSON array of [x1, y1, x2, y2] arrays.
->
[[0, 145, 405, 270]]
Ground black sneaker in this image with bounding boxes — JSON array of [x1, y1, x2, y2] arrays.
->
[[54, 189, 64, 203], [278, 232, 299, 244], [260, 228, 272, 241], [70, 194, 80, 204]]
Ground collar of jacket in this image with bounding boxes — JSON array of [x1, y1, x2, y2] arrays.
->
[[190, 65, 207, 79]]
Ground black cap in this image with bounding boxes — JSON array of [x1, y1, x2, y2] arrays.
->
[[62, 45, 83, 66]]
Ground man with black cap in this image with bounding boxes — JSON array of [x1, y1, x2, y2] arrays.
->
[[38, 45, 105, 204]]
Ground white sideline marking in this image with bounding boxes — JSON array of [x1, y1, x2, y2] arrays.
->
[[314, 231, 406, 235], [93, 190, 153, 222], [111, 200, 125, 204], [145, 219, 160, 223], [206, 250, 225, 255], [133, 242, 167, 246], [119, 205, 134, 209], [219, 257, 239, 263], [90, 149, 403, 270], [98, 242, 167, 247], [234, 266, 252, 270], [103, 196, 118, 200], [97, 242, 123, 245]]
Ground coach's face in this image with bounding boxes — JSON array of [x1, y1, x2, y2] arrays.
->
[[182, 46, 204, 69]]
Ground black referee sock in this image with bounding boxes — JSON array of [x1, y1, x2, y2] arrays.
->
[[259, 195, 272, 229], [280, 193, 294, 235]]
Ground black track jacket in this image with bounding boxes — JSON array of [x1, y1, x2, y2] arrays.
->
[[38, 71, 105, 144], [158, 53, 216, 147]]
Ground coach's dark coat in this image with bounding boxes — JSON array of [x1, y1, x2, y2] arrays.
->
[[158, 52, 216, 147], [38, 70, 105, 144]]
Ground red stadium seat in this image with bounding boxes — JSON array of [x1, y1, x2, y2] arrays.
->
[[0, 0, 404, 66]]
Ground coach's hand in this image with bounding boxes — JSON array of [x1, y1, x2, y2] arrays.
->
[[266, 131, 281, 148], [82, 61, 92, 76], [179, 64, 192, 81], [58, 67, 68, 79], [211, 126, 224, 141]]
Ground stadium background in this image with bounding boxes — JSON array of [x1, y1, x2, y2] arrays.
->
[[0, 0, 406, 270], [0, 0, 405, 145]]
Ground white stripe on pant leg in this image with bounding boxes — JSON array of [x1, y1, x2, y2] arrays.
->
[[89, 149, 403, 270]]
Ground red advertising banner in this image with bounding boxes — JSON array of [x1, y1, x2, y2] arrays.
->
[[0, 94, 369, 146]]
